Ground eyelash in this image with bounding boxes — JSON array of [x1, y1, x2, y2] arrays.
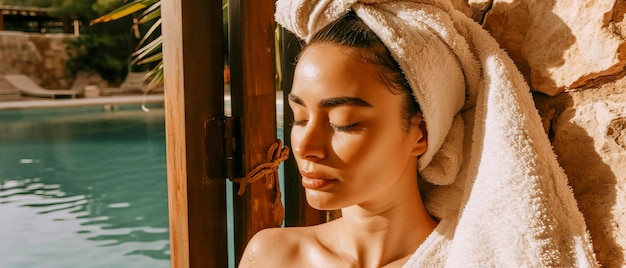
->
[[290, 120, 358, 132], [330, 122, 358, 132], [290, 120, 307, 127]]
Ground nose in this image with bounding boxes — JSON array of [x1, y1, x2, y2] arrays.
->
[[292, 120, 327, 161]]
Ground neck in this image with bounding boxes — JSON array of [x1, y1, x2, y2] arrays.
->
[[336, 180, 437, 267]]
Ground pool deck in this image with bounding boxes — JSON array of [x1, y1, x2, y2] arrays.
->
[[0, 91, 284, 112], [0, 81, 283, 113], [0, 94, 165, 110]]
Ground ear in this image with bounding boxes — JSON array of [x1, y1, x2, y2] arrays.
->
[[411, 118, 428, 156]]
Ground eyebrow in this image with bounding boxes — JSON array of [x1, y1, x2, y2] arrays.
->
[[288, 93, 373, 108]]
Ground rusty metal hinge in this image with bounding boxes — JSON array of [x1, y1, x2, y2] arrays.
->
[[205, 116, 242, 179]]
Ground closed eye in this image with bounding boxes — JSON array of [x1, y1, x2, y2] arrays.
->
[[290, 120, 307, 127], [330, 122, 359, 132]]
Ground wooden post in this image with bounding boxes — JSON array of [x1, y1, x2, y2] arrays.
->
[[229, 0, 279, 264], [162, 0, 228, 267], [62, 18, 73, 34]]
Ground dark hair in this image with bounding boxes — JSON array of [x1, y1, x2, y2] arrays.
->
[[304, 12, 421, 130]]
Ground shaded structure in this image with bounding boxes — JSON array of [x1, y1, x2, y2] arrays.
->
[[0, 5, 72, 33]]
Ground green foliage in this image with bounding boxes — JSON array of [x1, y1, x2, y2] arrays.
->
[[49, 0, 98, 19], [91, 0, 230, 90], [92, 0, 125, 15], [0, 0, 54, 6], [0, 0, 136, 83], [1, 0, 120, 19], [54, 0, 138, 83], [65, 26, 134, 83], [91, 0, 161, 89]]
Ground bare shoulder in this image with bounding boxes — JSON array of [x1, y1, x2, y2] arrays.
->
[[238, 221, 345, 267], [238, 226, 310, 267]]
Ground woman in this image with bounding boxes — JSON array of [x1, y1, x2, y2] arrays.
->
[[241, 0, 597, 266], [241, 13, 436, 267]]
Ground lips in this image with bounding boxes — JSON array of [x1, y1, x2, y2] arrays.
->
[[300, 171, 336, 190]]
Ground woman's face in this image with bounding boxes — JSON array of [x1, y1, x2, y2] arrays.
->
[[289, 43, 427, 210]]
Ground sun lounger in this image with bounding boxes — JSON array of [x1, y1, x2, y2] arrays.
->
[[102, 71, 149, 95], [70, 72, 104, 90], [4, 74, 80, 99]]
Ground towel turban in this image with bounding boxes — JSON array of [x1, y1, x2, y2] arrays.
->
[[276, 0, 480, 185]]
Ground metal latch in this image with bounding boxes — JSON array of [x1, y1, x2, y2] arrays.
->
[[205, 116, 242, 179]]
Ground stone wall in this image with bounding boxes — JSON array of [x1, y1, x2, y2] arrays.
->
[[456, 0, 626, 266], [535, 76, 626, 266], [0, 30, 76, 88]]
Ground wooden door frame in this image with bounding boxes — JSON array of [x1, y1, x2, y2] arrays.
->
[[162, 1, 328, 267], [162, 0, 227, 267], [228, 0, 281, 263]]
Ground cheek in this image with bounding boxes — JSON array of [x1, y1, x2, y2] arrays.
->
[[290, 128, 300, 144], [333, 127, 410, 170], [290, 128, 305, 157], [331, 132, 379, 169], [331, 135, 361, 163]]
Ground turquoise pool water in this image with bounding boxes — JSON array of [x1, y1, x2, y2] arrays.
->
[[0, 106, 170, 268], [0, 102, 284, 268]]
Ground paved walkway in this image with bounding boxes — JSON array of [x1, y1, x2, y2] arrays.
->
[[0, 86, 285, 124], [0, 94, 164, 110]]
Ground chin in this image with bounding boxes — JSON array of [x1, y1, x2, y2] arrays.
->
[[305, 189, 345, 211]]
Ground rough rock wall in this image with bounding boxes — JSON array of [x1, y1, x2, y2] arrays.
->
[[457, 0, 626, 266], [482, 0, 626, 96], [0, 31, 75, 88], [535, 76, 626, 267]]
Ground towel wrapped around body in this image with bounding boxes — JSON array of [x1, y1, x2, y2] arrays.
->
[[276, 0, 599, 266]]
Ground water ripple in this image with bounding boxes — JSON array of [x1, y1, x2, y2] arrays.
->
[[0, 107, 169, 268]]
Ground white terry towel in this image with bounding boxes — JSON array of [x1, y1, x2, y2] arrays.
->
[[275, 0, 599, 266]]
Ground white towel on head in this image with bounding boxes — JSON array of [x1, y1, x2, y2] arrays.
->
[[277, 0, 472, 185], [276, 0, 599, 266]]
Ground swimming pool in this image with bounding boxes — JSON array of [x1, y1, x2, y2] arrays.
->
[[0, 100, 284, 268], [0, 105, 170, 268]]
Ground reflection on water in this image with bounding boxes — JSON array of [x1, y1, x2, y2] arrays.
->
[[0, 106, 169, 268]]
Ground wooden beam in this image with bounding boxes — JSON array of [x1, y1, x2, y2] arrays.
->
[[162, 0, 227, 267], [229, 0, 279, 264], [62, 18, 72, 34]]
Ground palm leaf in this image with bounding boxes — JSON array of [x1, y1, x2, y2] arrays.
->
[[136, 52, 162, 65], [137, 2, 161, 24], [90, 0, 159, 25], [146, 62, 164, 89], [90, 0, 230, 92], [137, 18, 161, 48], [91, 0, 164, 91], [131, 36, 162, 64]]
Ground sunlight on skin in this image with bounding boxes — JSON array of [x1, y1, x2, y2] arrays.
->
[[289, 44, 425, 212], [239, 43, 436, 268]]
